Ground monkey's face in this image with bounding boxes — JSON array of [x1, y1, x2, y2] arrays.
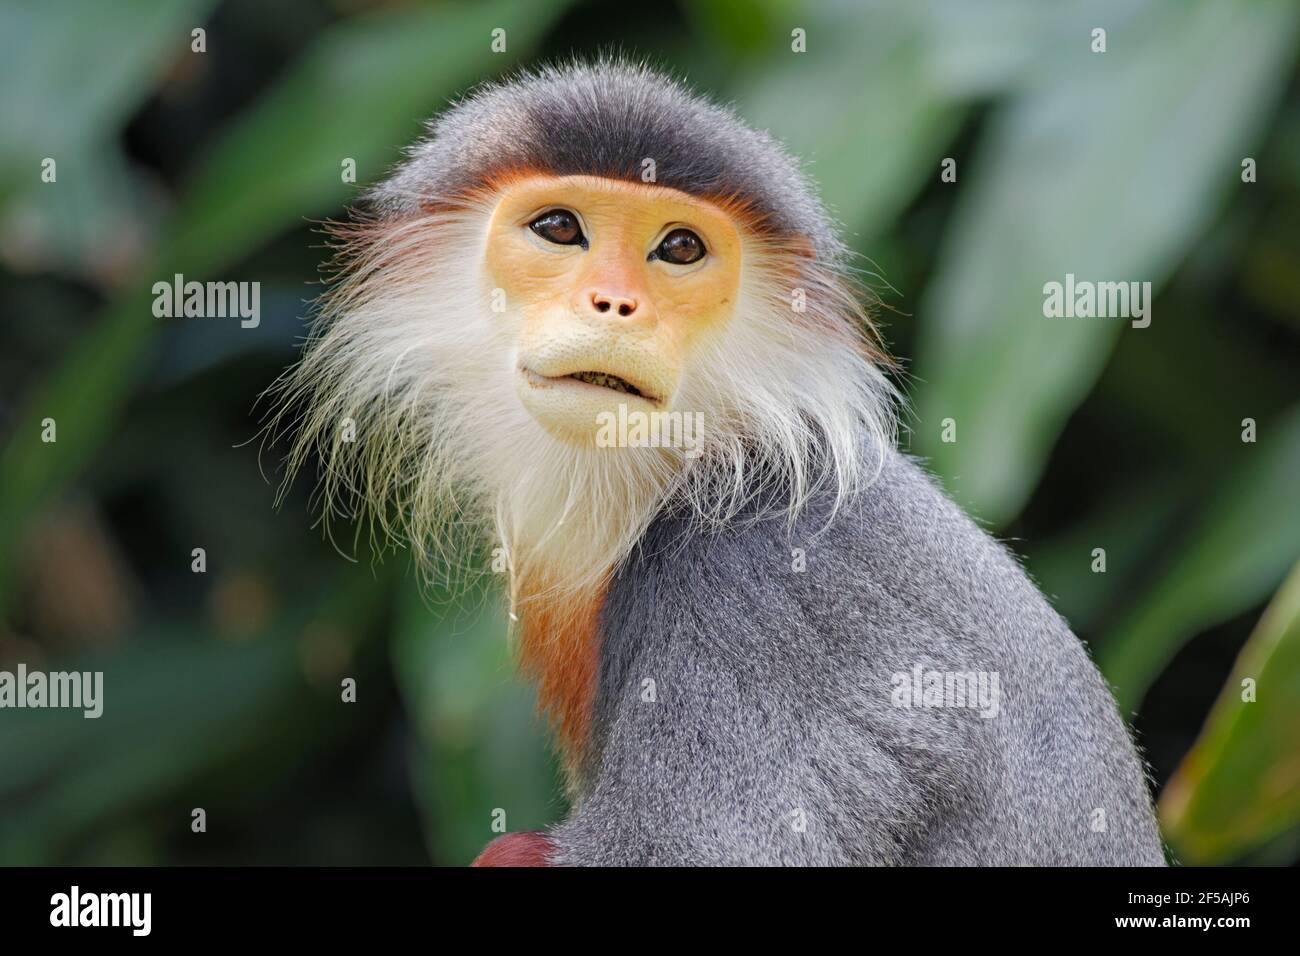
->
[[484, 175, 742, 442]]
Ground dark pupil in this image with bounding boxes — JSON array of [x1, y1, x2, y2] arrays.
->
[[660, 229, 703, 264], [531, 211, 582, 245]]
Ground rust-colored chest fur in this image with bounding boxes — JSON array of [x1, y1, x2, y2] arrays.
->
[[515, 579, 607, 772]]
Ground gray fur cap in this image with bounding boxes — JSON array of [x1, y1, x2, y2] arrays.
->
[[369, 58, 846, 263]]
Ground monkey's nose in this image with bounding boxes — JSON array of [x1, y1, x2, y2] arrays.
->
[[590, 291, 638, 318]]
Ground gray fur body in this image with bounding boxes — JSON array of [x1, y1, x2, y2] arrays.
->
[[551, 450, 1165, 865]]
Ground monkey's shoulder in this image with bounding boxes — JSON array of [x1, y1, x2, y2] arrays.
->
[[588, 452, 1164, 864], [609, 450, 1075, 668]]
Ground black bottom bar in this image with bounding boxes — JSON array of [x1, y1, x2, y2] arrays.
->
[[0, 865, 1282, 941]]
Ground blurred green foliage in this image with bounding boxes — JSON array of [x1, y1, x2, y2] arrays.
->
[[1161, 559, 1300, 863], [1, 0, 1297, 865]]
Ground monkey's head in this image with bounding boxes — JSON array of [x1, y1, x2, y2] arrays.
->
[[271, 60, 894, 592]]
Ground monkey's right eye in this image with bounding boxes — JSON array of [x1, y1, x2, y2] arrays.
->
[[529, 210, 585, 247]]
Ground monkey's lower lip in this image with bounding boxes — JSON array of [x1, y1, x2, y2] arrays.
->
[[522, 367, 659, 404]]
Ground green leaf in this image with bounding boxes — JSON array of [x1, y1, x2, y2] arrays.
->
[[737, 3, 967, 242], [0, 0, 217, 196], [392, 581, 559, 866], [912, 0, 1300, 525], [1099, 405, 1300, 711], [0, 570, 386, 864], [1024, 476, 1186, 634], [0, 0, 215, 276], [164, 0, 566, 274], [1159, 560, 1300, 863], [681, 0, 788, 59]]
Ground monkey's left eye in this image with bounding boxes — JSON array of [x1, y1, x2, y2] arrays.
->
[[653, 228, 706, 265], [529, 210, 585, 246]]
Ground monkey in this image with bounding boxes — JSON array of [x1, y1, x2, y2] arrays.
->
[[268, 59, 1165, 866]]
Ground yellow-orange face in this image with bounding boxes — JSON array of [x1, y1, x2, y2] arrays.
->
[[484, 174, 743, 442]]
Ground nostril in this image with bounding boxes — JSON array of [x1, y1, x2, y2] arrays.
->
[[590, 292, 638, 317]]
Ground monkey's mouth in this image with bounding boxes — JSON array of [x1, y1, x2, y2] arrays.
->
[[522, 367, 659, 404], [564, 370, 645, 397]]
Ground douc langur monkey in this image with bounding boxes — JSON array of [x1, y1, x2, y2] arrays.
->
[[270, 60, 1165, 866]]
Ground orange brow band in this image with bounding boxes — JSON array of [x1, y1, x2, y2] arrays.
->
[[445, 169, 784, 235]]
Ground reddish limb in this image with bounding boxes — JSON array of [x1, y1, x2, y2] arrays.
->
[[471, 831, 555, 867]]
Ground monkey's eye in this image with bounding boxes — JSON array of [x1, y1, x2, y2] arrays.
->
[[529, 210, 585, 247], [653, 228, 706, 265]]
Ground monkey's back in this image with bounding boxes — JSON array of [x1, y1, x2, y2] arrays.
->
[[554, 450, 1165, 865]]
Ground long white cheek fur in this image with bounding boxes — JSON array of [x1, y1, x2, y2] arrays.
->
[[266, 203, 897, 601]]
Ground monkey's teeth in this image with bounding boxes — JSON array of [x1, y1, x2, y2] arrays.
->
[[568, 371, 641, 396]]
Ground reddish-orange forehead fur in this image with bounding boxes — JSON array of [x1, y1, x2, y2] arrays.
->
[[471, 166, 780, 234]]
